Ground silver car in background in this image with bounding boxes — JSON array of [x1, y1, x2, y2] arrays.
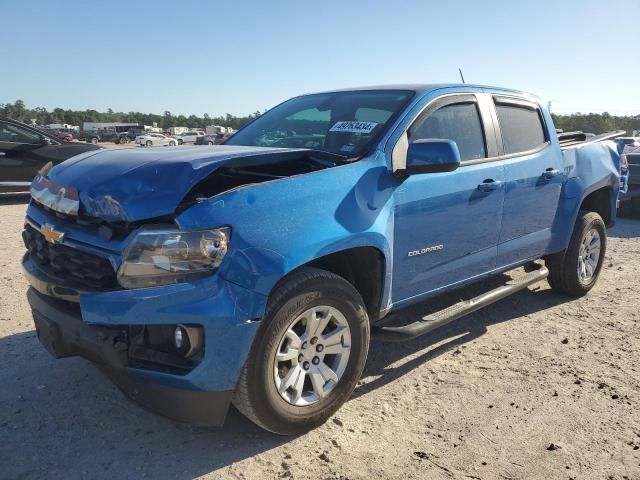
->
[[135, 133, 177, 147], [175, 131, 205, 145]]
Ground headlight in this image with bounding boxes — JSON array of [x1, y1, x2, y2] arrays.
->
[[117, 227, 230, 289]]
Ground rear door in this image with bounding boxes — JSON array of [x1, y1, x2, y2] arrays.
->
[[491, 96, 565, 267], [392, 93, 505, 302]]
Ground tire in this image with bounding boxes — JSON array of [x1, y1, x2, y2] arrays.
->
[[233, 267, 370, 435], [169, 140, 176, 146], [546, 210, 606, 296], [145, 140, 152, 147], [178, 139, 183, 145], [207, 141, 214, 145], [91, 137, 98, 145]]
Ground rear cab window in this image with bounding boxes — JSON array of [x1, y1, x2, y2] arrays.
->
[[494, 97, 548, 155]]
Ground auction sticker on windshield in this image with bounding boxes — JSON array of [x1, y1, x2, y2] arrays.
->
[[329, 121, 378, 134]]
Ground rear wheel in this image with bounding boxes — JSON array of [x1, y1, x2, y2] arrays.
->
[[91, 137, 98, 145], [233, 267, 370, 435], [145, 140, 152, 147], [207, 141, 214, 145], [547, 211, 606, 296]]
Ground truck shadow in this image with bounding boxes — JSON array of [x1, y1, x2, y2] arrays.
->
[[356, 274, 572, 399], [0, 330, 290, 480], [608, 216, 640, 239], [0, 274, 573, 479]]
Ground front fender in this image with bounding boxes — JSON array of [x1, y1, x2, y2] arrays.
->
[[176, 153, 396, 305]]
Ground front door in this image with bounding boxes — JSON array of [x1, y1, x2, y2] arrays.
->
[[392, 95, 505, 303]]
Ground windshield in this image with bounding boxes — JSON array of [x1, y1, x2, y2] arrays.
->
[[225, 90, 414, 157]]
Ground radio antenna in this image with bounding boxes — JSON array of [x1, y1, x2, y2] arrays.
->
[[458, 68, 466, 84]]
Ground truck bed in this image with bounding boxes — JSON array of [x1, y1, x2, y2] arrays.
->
[[558, 130, 625, 150]]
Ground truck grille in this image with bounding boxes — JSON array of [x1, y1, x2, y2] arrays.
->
[[30, 200, 133, 239], [23, 224, 118, 290]]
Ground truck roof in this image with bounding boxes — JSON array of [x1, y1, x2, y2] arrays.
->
[[314, 83, 528, 96]]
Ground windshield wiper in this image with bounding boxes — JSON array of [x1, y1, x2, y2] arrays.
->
[[307, 149, 354, 165]]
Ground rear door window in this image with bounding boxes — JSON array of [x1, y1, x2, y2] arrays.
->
[[494, 101, 547, 154]]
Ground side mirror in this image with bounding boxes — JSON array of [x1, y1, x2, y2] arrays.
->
[[400, 139, 461, 175], [39, 135, 52, 145]]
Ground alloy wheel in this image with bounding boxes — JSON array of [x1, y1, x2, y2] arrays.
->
[[577, 227, 601, 284], [273, 305, 351, 406]]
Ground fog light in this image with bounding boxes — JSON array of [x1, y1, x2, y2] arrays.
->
[[174, 326, 185, 349], [173, 324, 203, 358]]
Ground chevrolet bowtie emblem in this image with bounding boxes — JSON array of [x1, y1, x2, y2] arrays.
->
[[41, 224, 65, 244]]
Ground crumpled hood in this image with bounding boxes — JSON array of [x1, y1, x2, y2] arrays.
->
[[45, 145, 304, 222]]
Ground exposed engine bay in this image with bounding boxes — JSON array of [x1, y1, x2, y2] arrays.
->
[[177, 150, 344, 212]]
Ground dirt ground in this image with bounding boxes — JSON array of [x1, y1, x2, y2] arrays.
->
[[1, 195, 638, 480]]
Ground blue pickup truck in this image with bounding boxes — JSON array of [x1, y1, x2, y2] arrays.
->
[[22, 84, 624, 435]]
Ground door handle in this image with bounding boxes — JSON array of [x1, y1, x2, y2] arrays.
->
[[477, 179, 502, 192], [542, 168, 561, 180]]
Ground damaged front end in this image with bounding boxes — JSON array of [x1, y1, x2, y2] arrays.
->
[[32, 145, 344, 223], [23, 145, 344, 425]]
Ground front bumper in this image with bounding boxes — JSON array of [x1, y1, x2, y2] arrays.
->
[[23, 255, 267, 426]]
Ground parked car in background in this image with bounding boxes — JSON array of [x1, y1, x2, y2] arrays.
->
[[135, 132, 177, 147], [0, 117, 100, 192], [123, 128, 146, 141], [614, 137, 640, 154], [39, 128, 74, 142], [195, 131, 234, 145], [194, 133, 218, 145], [175, 131, 205, 145], [83, 128, 118, 144], [619, 145, 640, 215]]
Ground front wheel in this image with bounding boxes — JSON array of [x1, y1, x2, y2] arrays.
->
[[546, 211, 606, 296], [145, 140, 152, 147], [169, 140, 176, 146], [233, 267, 370, 435], [178, 139, 183, 145]]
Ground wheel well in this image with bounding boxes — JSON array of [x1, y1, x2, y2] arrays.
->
[[580, 186, 612, 225], [305, 247, 385, 321]]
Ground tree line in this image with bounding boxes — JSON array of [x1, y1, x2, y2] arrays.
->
[[551, 112, 640, 136], [0, 100, 262, 131], [1, 99, 639, 135]]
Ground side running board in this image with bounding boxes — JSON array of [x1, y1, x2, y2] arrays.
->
[[374, 266, 549, 342]]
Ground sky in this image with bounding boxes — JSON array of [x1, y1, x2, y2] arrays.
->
[[1, 0, 639, 117]]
